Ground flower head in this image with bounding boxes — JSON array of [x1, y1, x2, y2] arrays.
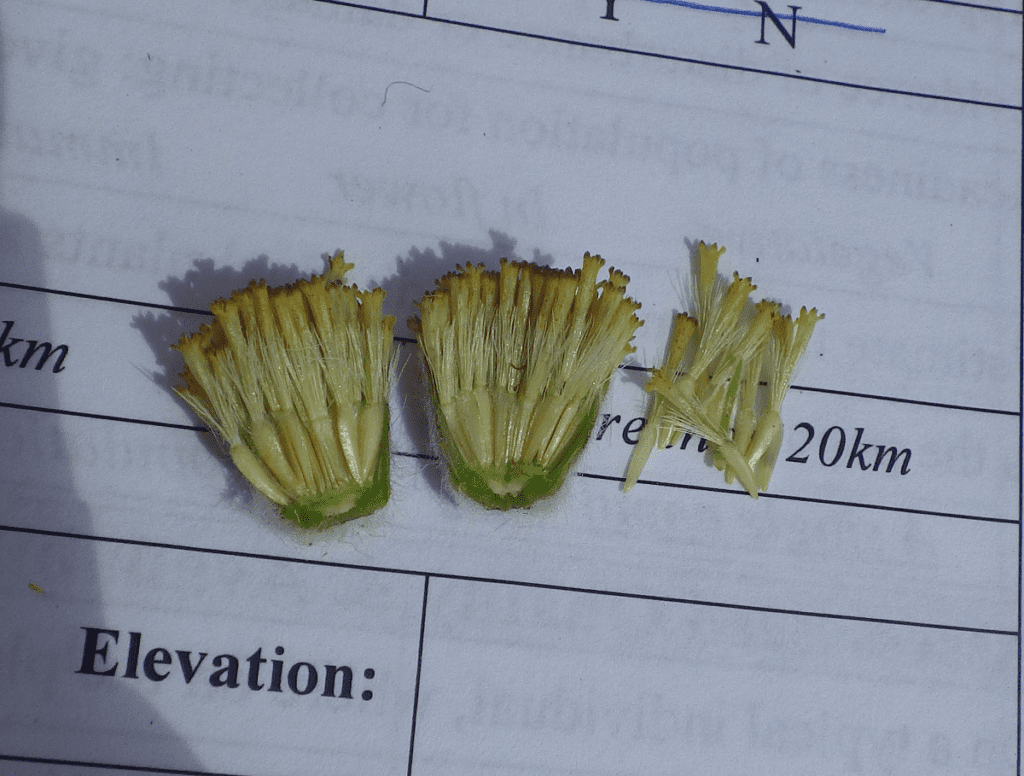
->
[[410, 254, 642, 509], [174, 251, 395, 527]]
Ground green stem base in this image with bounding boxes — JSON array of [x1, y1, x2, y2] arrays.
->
[[440, 400, 599, 510]]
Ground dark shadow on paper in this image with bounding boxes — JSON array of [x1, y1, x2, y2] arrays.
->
[[136, 253, 307, 395], [375, 228, 555, 338], [0, 9, 197, 769], [131, 254, 314, 507]]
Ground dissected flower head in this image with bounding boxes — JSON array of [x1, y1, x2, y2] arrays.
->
[[175, 251, 395, 527], [410, 254, 643, 509]]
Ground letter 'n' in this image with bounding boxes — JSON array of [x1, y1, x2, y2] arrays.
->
[[323, 665, 353, 698], [755, 2, 800, 48]]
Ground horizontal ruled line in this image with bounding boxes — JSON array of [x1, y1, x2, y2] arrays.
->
[[576, 471, 1019, 525], [0, 280, 210, 316], [621, 362, 1019, 416], [395, 450, 440, 461], [0, 752, 248, 776], [641, 0, 1023, 22], [309, 0, 1021, 111], [418, 14, 1021, 110], [915, 0, 1022, 12], [2, 523, 1017, 637], [0, 401, 203, 431], [787, 384, 1020, 416], [1, 281, 1016, 418], [0, 399, 1013, 525], [637, 0, 887, 34]]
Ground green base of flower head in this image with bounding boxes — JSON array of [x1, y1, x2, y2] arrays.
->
[[280, 409, 391, 528], [439, 400, 599, 510]]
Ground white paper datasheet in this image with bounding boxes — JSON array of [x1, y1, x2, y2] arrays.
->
[[0, 1, 1021, 774]]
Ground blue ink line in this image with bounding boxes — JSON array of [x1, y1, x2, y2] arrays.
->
[[640, 0, 760, 15], [799, 13, 887, 34], [638, 0, 886, 34]]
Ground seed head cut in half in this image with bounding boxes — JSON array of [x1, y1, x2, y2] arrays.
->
[[174, 251, 395, 528], [624, 241, 822, 498], [410, 254, 643, 509]]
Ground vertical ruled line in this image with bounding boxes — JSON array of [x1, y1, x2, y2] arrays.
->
[[1017, 121, 1023, 776], [407, 574, 430, 776], [422, 0, 429, 17], [1016, 119, 1022, 776]]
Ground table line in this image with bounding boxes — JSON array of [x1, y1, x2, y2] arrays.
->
[[1, 281, 1018, 418], [407, 575, 429, 776], [308, 0, 1022, 110], [0, 400, 1015, 525], [2, 524, 1016, 637]]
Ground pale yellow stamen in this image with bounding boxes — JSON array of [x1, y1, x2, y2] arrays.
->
[[624, 242, 822, 498]]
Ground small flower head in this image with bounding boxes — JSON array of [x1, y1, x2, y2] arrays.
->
[[174, 252, 395, 527]]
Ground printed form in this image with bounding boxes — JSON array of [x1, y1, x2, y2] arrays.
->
[[0, 0, 1021, 774]]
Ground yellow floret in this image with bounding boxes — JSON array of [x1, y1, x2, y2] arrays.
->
[[625, 241, 822, 498]]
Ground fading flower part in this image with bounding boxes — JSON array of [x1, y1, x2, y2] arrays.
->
[[622, 312, 697, 492], [624, 241, 822, 498], [744, 305, 824, 491]]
